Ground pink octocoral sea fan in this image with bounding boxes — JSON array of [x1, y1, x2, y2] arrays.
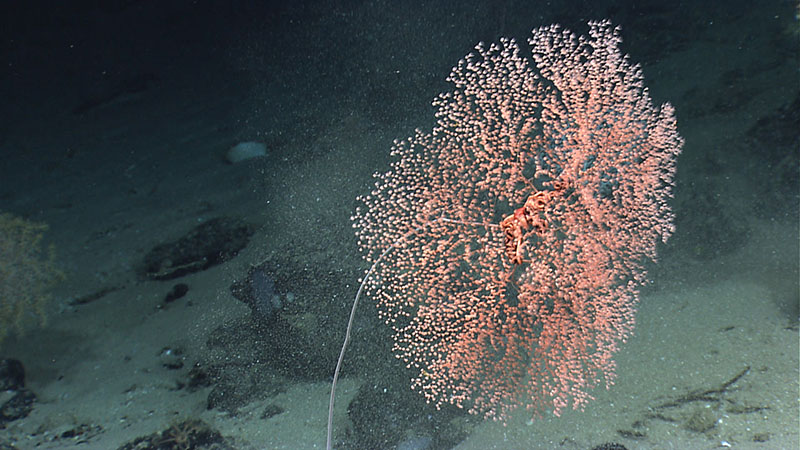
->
[[328, 19, 682, 448]]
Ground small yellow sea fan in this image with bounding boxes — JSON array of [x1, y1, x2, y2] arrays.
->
[[0, 212, 63, 344]]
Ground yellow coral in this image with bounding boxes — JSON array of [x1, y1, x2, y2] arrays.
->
[[0, 212, 63, 344]]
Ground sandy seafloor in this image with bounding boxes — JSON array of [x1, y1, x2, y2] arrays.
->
[[0, 1, 797, 449]]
